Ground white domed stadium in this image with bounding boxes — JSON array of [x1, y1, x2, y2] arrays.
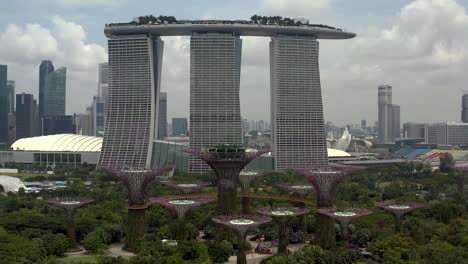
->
[[0, 176, 26, 193]]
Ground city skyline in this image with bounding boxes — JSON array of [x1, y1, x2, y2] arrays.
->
[[1, 0, 468, 125]]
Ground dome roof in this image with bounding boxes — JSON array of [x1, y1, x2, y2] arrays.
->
[[11, 134, 102, 152], [0, 176, 26, 193]]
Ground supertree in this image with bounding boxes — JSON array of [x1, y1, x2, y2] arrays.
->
[[212, 215, 272, 264], [277, 183, 315, 233], [98, 166, 172, 251], [238, 171, 269, 214], [161, 181, 211, 194], [185, 146, 270, 215], [257, 207, 310, 255], [150, 196, 215, 240], [292, 165, 366, 249], [454, 164, 467, 195], [47, 197, 93, 251], [375, 202, 424, 232], [317, 208, 372, 247]]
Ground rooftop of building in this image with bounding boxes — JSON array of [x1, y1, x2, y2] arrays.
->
[[10, 134, 102, 152], [105, 15, 355, 39]]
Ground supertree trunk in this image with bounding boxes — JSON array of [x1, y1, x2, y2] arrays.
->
[[241, 196, 250, 215], [218, 175, 238, 215], [125, 209, 146, 251], [394, 214, 402, 233], [316, 214, 336, 249], [237, 234, 247, 264], [340, 224, 350, 247], [178, 219, 187, 241], [277, 220, 289, 255], [66, 209, 78, 250]]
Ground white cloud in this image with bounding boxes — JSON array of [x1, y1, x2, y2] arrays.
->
[[0, 16, 107, 114], [261, 0, 330, 17], [53, 0, 127, 7]]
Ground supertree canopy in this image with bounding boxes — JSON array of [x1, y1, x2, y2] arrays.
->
[[98, 166, 173, 251], [375, 202, 424, 232], [150, 196, 214, 240], [185, 146, 270, 215], [317, 208, 372, 247], [47, 197, 93, 251], [292, 165, 366, 249], [212, 214, 272, 264], [161, 181, 211, 194], [277, 183, 315, 197], [238, 171, 268, 214], [257, 207, 310, 255]]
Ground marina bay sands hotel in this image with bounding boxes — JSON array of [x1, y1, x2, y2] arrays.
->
[[98, 18, 356, 173]]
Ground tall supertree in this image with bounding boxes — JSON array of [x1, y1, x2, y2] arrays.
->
[[99, 166, 172, 251], [292, 165, 366, 249], [212, 215, 271, 264], [317, 208, 372, 247], [185, 146, 270, 215], [161, 181, 211, 194], [47, 197, 93, 251], [257, 207, 310, 255], [454, 164, 467, 195], [375, 202, 424, 232], [238, 171, 268, 214], [277, 183, 315, 233], [150, 196, 214, 240]]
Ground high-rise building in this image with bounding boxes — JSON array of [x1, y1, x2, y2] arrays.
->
[[98, 62, 109, 101], [189, 33, 243, 173], [172, 118, 188, 136], [43, 115, 75, 135], [6, 81, 15, 113], [270, 35, 328, 170], [361, 119, 366, 130], [0, 65, 8, 149], [425, 122, 468, 146], [32, 100, 40, 136], [75, 110, 93, 136], [157, 92, 167, 139], [92, 96, 105, 136], [378, 85, 400, 144], [44, 67, 66, 117], [403, 122, 426, 138], [16, 93, 35, 140], [39, 60, 54, 118], [98, 35, 164, 169], [462, 93, 468, 123]]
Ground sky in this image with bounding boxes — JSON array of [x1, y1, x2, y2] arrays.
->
[[1, 0, 468, 126]]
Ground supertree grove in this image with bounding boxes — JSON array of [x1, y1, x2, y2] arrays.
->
[[98, 166, 173, 251], [161, 181, 211, 194], [150, 196, 215, 240], [257, 207, 310, 255], [47, 197, 94, 251], [238, 171, 268, 214], [292, 165, 366, 248], [212, 215, 272, 264], [375, 202, 424, 232], [277, 183, 315, 233], [317, 208, 373, 247], [185, 146, 270, 214]]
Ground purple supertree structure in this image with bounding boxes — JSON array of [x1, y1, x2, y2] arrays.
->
[[257, 207, 310, 255], [47, 197, 93, 251], [185, 147, 270, 215], [277, 183, 315, 233], [317, 208, 373, 247], [292, 165, 366, 249], [375, 202, 424, 232], [150, 196, 215, 240], [212, 215, 272, 264], [98, 166, 173, 251], [238, 171, 269, 214], [454, 164, 467, 195], [161, 181, 211, 194]]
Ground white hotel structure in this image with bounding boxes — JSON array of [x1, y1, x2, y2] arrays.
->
[[98, 19, 356, 172]]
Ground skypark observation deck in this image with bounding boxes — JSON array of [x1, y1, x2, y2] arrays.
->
[[104, 21, 355, 39]]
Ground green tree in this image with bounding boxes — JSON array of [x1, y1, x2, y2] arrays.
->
[[82, 227, 110, 253], [439, 153, 455, 173], [37, 232, 68, 256]]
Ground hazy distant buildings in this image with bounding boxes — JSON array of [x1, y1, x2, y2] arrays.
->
[[189, 33, 243, 173], [44, 67, 66, 117], [6, 81, 14, 113], [403, 122, 426, 139], [378, 85, 400, 144], [43, 115, 74, 135], [0, 65, 8, 149], [39, 60, 54, 118], [98, 62, 109, 101], [16, 93, 35, 140], [270, 35, 328, 170], [425, 122, 468, 146], [172, 118, 188, 136], [462, 93, 468, 123], [158, 92, 167, 139]]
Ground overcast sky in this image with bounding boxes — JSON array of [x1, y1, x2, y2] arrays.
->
[[1, 0, 468, 126]]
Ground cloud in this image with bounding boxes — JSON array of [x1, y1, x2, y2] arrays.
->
[[261, 0, 330, 17], [53, 0, 127, 7], [0, 16, 107, 114]]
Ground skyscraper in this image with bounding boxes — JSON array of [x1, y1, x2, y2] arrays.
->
[[270, 35, 328, 170], [39, 60, 54, 118], [461, 93, 468, 123], [172, 117, 188, 136], [378, 85, 401, 144], [32, 100, 40, 136], [6, 80, 14, 113], [16, 93, 35, 140], [98, 62, 109, 100], [98, 35, 164, 169], [43, 115, 75, 135], [158, 92, 167, 139], [0, 65, 8, 149], [189, 33, 243, 173], [44, 67, 66, 117]]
